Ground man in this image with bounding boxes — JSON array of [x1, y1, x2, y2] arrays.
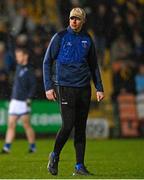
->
[[43, 8, 104, 176], [2, 47, 36, 153]]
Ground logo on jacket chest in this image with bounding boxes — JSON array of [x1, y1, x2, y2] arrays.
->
[[66, 40, 88, 48], [81, 40, 88, 48], [19, 68, 28, 77]]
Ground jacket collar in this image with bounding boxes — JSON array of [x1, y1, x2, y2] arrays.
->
[[67, 26, 85, 35]]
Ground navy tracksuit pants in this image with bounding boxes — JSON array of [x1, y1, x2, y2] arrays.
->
[[53, 85, 91, 164]]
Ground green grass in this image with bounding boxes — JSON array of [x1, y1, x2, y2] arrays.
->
[[0, 139, 144, 179]]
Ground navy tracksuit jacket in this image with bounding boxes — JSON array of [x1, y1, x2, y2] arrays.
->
[[43, 26, 104, 92], [11, 64, 36, 101]]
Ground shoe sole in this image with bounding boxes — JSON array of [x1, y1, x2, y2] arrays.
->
[[73, 170, 94, 176], [73, 172, 89, 176]]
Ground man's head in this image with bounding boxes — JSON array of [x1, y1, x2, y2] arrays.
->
[[15, 47, 29, 65], [69, 8, 86, 32]]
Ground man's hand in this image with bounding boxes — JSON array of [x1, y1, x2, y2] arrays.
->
[[96, 91, 104, 102], [46, 89, 57, 101]]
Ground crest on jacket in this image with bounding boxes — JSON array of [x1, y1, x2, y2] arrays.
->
[[82, 40, 88, 48]]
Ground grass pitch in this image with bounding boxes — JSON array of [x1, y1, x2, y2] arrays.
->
[[0, 139, 144, 179]]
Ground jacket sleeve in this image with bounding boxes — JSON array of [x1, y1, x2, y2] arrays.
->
[[88, 38, 104, 92], [27, 70, 36, 99], [43, 33, 61, 91]]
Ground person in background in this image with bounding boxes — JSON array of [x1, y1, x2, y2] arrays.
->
[[2, 47, 36, 153], [135, 64, 144, 94]]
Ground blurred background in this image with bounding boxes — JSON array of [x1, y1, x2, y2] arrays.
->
[[0, 0, 144, 138]]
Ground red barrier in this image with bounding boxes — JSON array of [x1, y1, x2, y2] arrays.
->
[[117, 94, 139, 137], [118, 94, 138, 120], [121, 120, 139, 137]]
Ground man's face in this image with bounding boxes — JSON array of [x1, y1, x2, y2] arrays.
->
[[69, 16, 85, 32], [15, 51, 28, 65]]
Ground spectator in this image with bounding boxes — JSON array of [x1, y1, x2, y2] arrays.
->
[[32, 44, 45, 99], [124, 11, 138, 42], [132, 28, 144, 64], [0, 42, 10, 99], [8, 6, 36, 36], [110, 14, 125, 43], [0, 22, 8, 43], [112, 61, 136, 100], [57, 0, 72, 27], [110, 35, 132, 63], [92, 3, 112, 65], [135, 64, 144, 94]]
